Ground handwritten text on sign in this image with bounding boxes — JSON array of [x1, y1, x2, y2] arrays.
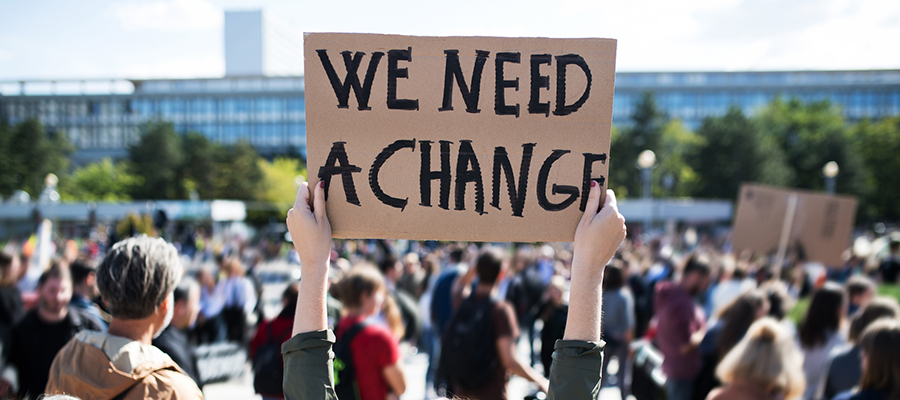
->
[[304, 34, 617, 242]]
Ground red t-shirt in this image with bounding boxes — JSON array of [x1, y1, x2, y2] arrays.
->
[[336, 315, 400, 400]]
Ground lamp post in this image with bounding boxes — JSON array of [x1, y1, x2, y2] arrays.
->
[[637, 150, 656, 234], [823, 161, 839, 195]]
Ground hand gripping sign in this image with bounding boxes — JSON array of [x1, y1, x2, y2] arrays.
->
[[304, 33, 617, 242]]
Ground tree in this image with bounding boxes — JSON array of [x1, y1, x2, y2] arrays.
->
[[0, 122, 13, 197], [653, 120, 704, 197], [2, 118, 73, 198], [128, 121, 184, 200], [258, 157, 307, 206], [609, 92, 667, 198], [756, 98, 868, 197], [180, 132, 217, 199], [212, 141, 265, 200], [693, 107, 792, 199], [59, 158, 137, 202], [852, 117, 900, 220]]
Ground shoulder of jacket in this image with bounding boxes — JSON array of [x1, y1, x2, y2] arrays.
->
[[136, 368, 203, 399]]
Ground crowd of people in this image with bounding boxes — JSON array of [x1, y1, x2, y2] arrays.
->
[[0, 181, 898, 400]]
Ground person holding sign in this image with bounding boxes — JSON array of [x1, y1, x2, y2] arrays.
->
[[280, 179, 626, 400]]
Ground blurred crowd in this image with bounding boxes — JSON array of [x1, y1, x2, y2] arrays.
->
[[1, 222, 899, 400]]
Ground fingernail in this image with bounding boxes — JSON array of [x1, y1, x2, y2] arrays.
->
[[318, 181, 324, 188], [591, 180, 598, 188]]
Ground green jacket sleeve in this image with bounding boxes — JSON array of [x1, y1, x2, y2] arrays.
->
[[547, 339, 605, 400], [281, 330, 338, 400]]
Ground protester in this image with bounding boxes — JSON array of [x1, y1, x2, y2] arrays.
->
[[68, 259, 108, 330], [845, 276, 876, 316], [221, 257, 257, 343], [798, 283, 847, 400], [707, 317, 806, 400], [6, 261, 104, 400], [334, 265, 405, 400], [153, 276, 204, 389], [878, 240, 900, 284], [397, 252, 425, 299], [655, 255, 712, 400], [695, 290, 769, 400], [832, 319, 900, 400], [539, 275, 568, 379], [195, 268, 226, 343], [378, 255, 421, 344], [45, 236, 203, 400], [823, 297, 900, 399], [0, 251, 23, 372], [443, 248, 549, 399], [250, 283, 299, 400], [280, 180, 627, 400], [600, 263, 634, 398]]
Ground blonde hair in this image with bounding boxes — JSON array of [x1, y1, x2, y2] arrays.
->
[[716, 318, 806, 400]]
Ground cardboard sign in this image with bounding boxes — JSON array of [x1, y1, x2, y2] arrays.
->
[[304, 33, 617, 241], [732, 183, 858, 266]]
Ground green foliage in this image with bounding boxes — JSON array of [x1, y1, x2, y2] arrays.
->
[[0, 118, 72, 198], [60, 158, 137, 202], [692, 107, 793, 199], [116, 213, 156, 238], [757, 98, 868, 197], [653, 120, 704, 197], [211, 141, 265, 200], [258, 157, 307, 206], [128, 121, 184, 200], [609, 92, 667, 198], [852, 117, 900, 220], [180, 132, 218, 199]]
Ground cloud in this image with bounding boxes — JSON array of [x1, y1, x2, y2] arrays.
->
[[114, 0, 222, 32]]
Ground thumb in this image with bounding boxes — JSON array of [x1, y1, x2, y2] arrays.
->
[[581, 180, 602, 223], [313, 180, 328, 221], [293, 181, 311, 211]]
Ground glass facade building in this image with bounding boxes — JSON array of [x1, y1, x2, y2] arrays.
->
[[1, 69, 899, 163]]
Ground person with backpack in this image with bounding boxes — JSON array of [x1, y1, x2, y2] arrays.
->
[[333, 265, 405, 400], [281, 180, 626, 400], [250, 283, 301, 400], [442, 247, 550, 400]]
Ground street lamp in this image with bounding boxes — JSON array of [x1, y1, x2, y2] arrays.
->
[[637, 150, 656, 234], [823, 161, 839, 195]]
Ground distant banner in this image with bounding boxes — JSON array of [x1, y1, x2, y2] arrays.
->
[[304, 33, 617, 242], [732, 183, 857, 266]]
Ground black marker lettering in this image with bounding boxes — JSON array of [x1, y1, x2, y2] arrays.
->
[[495, 52, 521, 117], [317, 50, 384, 110], [553, 54, 592, 116], [454, 140, 486, 214], [537, 149, 579, 211], [439, 50, 490, 113], [419, 140, 452, 210], [386, 47, 419, 111], [579, 153, 607, 212], [491, 143, 536, 217], [318, 141, 363, 205], [369, 139, 416, 210], [528, 54, 552, 116]]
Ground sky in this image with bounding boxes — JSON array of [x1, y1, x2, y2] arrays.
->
[[0, 0, 898, 80]]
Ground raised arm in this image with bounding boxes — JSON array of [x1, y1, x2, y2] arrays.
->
[[288, 181, 332, 335], [548, 182, 626, 400], [282, 181, 338, 400]]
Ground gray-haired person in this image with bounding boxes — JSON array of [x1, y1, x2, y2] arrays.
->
[[45, 236, 203, 400]]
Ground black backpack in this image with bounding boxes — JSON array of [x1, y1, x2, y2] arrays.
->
[[439, 295, 499, 391], [252, 322, 292, 395], [334, 321, 371, 400]]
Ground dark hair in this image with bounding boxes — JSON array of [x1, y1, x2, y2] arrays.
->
[[849, 297, 900, 343], [449, 248, 464, 264], [0, 252, 16, 287], [799, 283, 846, 348], [846, 276, 876, 299], [38, 259, 71, 287], [683, 255, 711, 277], [889, 240, 900, 253], [70, 259, 95, 284], [173, 276, 199, 304], [378, 254, 399, 274], [0, 252, 12, 269], [603, 264, 625, 291], [281, 282, 300, 316], [475, 248, 504, 286], [859, 319, 900, 399], [716, 290, 769, 360], [763, 282, 793, 321]]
